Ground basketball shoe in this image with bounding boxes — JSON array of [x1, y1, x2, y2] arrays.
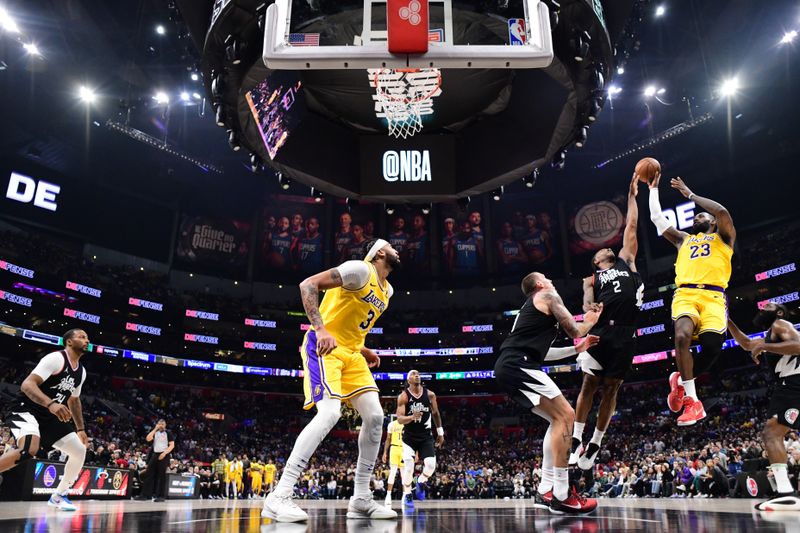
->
[[549, 489, 598, 515], [47, 492, 77, 511], [677, 396, 706, 426], [532, 490, 553, 511], [667, 372, 685, 412], [568, 439, 584, 466], [261, 491, 308, 522], [578, 443, 601, 470], [347, 495, 398, 519]]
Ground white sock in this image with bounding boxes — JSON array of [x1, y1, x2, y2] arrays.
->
[[773, 464, 794, 493], [553, 467, 569, 501], [572, 421, 585, 441], [538, 425, 554, 494], [274, 397, 341, 497], [53, 433, 86, 495], [590, 428, 606, 446], [683, 379, 698, 401], [349, 392, 384, 499]]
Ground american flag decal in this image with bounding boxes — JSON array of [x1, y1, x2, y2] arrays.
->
[[288, 33, 320, 46]]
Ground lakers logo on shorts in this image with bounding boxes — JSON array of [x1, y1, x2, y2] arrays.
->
[[314, 384, 321, 397]]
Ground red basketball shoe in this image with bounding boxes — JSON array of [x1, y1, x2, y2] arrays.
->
[[677, 396, 706, 426], [667, 371, 685, 413]]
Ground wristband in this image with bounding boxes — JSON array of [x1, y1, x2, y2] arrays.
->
[[46, 400, 57, 409], [76, 429, 86, 433], [436, 427, 444, 437], [688, 193, 695, 200]]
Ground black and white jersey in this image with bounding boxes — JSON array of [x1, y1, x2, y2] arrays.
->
[[499, 295, 559, 360], [15, 350, 86, 416], [766, 328, 800, 390], [592, 257, 644, 328], [403, 386, 432, 441]]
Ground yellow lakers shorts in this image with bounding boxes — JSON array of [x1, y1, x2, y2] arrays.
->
[[301, 331, 378, 410], [671, 287, 727, 335], [390, 445, 403, 467], [264, 474, 274, 485], [251, 475, 262, 490]]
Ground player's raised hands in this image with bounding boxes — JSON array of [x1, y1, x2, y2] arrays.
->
[[648, 170, 661, 189], [629, 173, 640, 197], [670, 177, 693, 198], [575, 334, 601, 353], [583, 303, 603, 326]]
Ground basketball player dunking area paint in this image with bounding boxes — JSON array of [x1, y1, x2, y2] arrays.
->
[[728, 305, 800, 511], [395, 370, 444, 509], [0, 329, 90, 511], [262, 239, 400, 522], [571, 175, 644, 470], [381, 417, 404, 507], [494, 272, 601, 514], [648, 175, 736, 426]]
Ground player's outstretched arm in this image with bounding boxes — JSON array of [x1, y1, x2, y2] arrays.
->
[[726, 319, 755, 351], [648, 172, 688, 249], [430, 391, 445, 448], [670, 177, 736, 247], [619, 173, 640, 268], [540, 290, 602, 339]]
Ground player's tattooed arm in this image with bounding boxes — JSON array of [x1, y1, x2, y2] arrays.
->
[[299, 268, 344, 329], [671, 177, 736, 247], [582, 276, 596, 312], [540, 290, 602, 339], [620, 173, 640, 268]]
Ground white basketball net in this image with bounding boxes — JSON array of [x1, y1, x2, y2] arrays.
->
[[368, 68, 443, 139]]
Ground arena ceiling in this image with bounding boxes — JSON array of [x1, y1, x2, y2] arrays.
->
[[0, 0, 797, 211]]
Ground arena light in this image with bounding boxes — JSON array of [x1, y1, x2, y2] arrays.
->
[[587, 97, 602, 122], [491, 186, 504, 201], [551, 150, 566, 170], [227, 130, 241, 151], [719, 77, 739, 97], [78, 86, 96, 103], [574, 126, 588, 148], [781, 30, 797, 44], [312, 187, 324, 203], [180, 91, 190, 102], [421, 203, 432, 215], [617, 66, 625, 75], [214, 104, 226, 127], [608, 85, 622, 96], [225, 35, 244, 65], [277, 172, 291, 190], [571, 30, 591, 62], [657, 87, 666, 95], [385, 204, 396, 215], [0, 7, 19, 33], [155, 24, 166, 35], [249, 153, 262, 173], [644, 85, 657, 97], [192, 92, 202, 100], [23, 43, 41, 56], [153, 91, 169, 104], [522, 169, 538, 188], [655, 5, 666, 17], [190, 72, 199, 81]]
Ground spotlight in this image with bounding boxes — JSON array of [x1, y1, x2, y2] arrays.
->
[[153, 91, 169, 104], [180, 91, 190, 102], [550, 150, 566, 170], [491, 186, 504, 201], [522, 169, 538, 188], [644, 85, 657, 97], [421, 204, 432, 215], [592, 68, 604, 93], [192, 92, 202, 100], [78, 86, 96, 103], [23, 43, 41, 56], [190, 72, 199, 81], [227, 130, 241, 151], [385, 204, 396, 215], [657, 87, 666, 95], [277, 172, 291, 190], [249, 153, 262, 173], [574, 126, 588, 148], [312, 188, 324, 203], [617, 66, 625, 75], [655, 5, 666, 17], [211, 75, 224, 102], [587, 97, 602, 122], [781, 30, 798, 44], [719, 77, 739, 97], [225, 35, 244, 65], [572, 31, 591, 62], [214, 104, 226, 127], [608, 85, 622, 97], [156, 25, 166, 35], [0, 8, 20, 33]]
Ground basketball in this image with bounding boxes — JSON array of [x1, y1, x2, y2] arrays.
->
[[635, 157, 660, 184]]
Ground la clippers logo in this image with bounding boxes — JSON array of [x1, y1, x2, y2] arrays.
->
[[399, 0, 422, 26], [746, 476, 758, 497], [786, 408, 799, 425]]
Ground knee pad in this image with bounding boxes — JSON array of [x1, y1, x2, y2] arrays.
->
[[695, 333, 724, 374], [422, 457, 436, 474]]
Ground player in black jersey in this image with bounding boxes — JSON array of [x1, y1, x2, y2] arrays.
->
[[571, 175, 644, 470], [0, 329, 90, 511], [728, 304, 800, 511], [494, 272, 602, 514], [395, 370, 443, 509]]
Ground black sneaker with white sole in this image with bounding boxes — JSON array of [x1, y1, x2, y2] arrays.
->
[[577, 443, 600, 470], [755, 492, 800, 512]]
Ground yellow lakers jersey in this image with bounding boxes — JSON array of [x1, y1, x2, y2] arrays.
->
[[251, 462, 263, 474], [675, 232, 733, 288], [316, 262, 391, 351], [388, 420, 403, 446], [264, 464, 277, 477]]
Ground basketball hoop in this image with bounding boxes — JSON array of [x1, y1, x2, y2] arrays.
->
[[369, 68, 443, 139]]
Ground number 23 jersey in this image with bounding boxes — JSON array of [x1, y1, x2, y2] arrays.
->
[[316, 260, 393, 352], [674, 232, 733, 289]]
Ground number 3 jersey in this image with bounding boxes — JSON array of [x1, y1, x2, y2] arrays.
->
[[592, 257, 644, 329], [675, 232, 733, 289], [316, 260, 393, 352], [15, 350, 86, 417]]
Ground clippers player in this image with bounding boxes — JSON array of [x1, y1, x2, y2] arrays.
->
[[494, 273, 601, 514], [381, 416, 404, 507], [728, 305, 800, 511], [262, 239, 400, 522], [396, 370, 444, 509], [571, 175, 644, 469], [0, 329, 90, 511], [648, 175, 736, 426]]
